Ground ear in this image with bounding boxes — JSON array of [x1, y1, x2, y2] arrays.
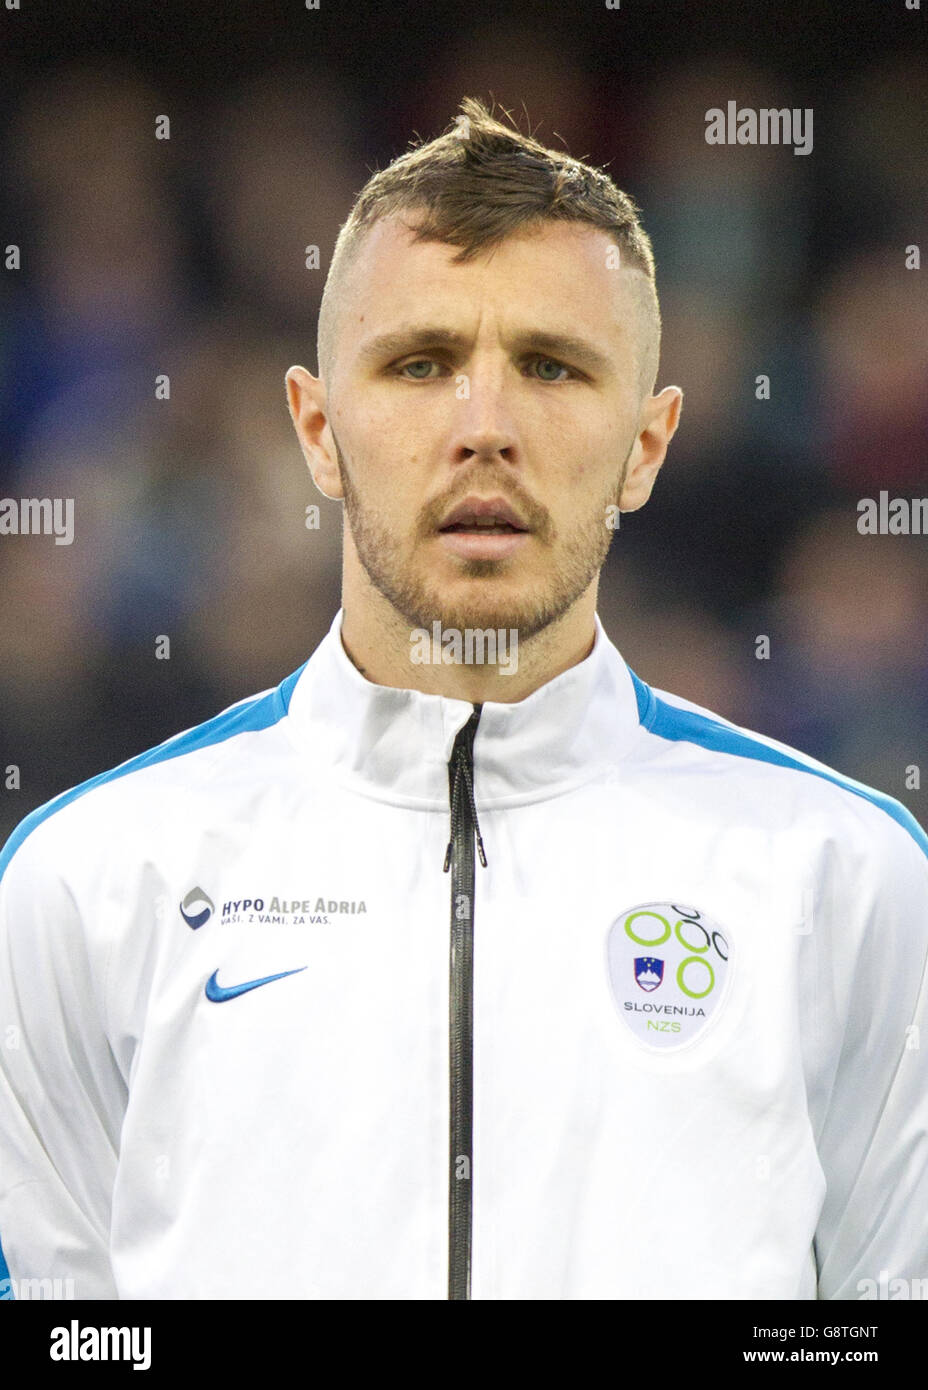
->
[[285, 366, 345, 501], [618, 386, 683, 512]]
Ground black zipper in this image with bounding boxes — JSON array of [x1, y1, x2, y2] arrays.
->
[[443, 705, 487, 1301]]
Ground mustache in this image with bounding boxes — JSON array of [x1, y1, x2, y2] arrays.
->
[[333, 438, 554, 540], [422, 476, 548, 536]]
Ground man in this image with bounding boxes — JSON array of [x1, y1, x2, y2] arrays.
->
[[1, 98, 926, 1301]]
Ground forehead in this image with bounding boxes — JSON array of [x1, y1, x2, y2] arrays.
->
[[339, 215, 639, 354]]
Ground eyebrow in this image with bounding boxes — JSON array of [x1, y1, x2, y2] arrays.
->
[[356, 325, 615, 376]]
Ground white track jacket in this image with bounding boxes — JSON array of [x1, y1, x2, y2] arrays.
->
[[0, 608, 926, 1300]]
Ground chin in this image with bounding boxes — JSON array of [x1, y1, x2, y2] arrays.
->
[[420, 592, 552, 641]]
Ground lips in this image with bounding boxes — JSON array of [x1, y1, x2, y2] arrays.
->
[[438, 497, 529, 532]]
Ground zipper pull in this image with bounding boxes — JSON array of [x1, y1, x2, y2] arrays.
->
[[442, 709, 487, 872], [442, 809, 486, 871]]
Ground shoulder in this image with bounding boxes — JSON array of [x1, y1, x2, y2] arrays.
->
[[627, 669, 928, 870], [0, 662, 308, 886]]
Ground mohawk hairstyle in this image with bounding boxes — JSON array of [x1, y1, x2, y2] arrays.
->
[[317, 96, 661, 396]]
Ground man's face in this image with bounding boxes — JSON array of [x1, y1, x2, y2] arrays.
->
[[321, 217, 653, 640]]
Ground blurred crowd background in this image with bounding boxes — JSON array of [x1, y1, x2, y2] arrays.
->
[[1, 0, 926, 840]]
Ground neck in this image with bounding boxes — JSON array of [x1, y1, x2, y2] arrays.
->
[[339, 576, 599, 705]]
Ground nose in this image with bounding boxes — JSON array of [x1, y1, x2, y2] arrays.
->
[[446, 358, 519, 466]]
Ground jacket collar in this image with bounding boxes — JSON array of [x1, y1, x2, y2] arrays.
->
[[284, 607, 644, 807]]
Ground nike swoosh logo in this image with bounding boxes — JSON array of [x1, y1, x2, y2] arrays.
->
[[205, 967, 306, 1002]]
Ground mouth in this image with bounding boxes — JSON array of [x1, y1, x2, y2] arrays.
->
[[438, 496, 530, 535], [436, 497, 531, 561]]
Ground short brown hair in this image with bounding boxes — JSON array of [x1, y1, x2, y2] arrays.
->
[[317, 96, 661, 395]]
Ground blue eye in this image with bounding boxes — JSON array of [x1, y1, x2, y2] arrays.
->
[[399, 359, 438, 379], [531, 358, 570, 382]]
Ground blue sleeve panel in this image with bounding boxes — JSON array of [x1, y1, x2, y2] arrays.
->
[[0, 1230, 13, 1298]]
